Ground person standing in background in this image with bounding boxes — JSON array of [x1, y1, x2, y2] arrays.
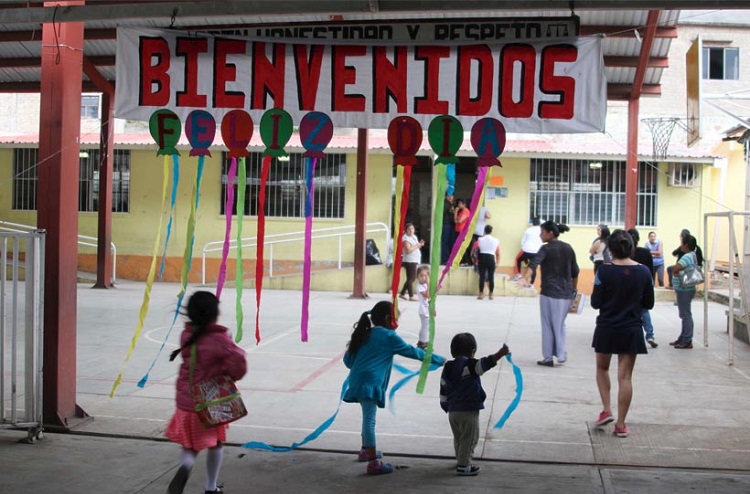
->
[[476, 225, 501, 300], [645, 231, 665, 287], [628, 229, 658, 348], [471, 205, 492, 252], [589, 224, 611, 275], [441, 194, 455, 265], [514, 217, 542, 282], [521, 221, 579, 367], [667, 229, 703, 289], [453, 199, 472, 265], [399, 223, 424, 302]]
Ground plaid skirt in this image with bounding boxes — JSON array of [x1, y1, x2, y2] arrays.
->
[[164, 408, 228, 451]]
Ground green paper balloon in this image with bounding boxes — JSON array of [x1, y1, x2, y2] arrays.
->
[[260, 109, 293, 158], [149, 109, 182, 156], [428, 115, 463, 165]]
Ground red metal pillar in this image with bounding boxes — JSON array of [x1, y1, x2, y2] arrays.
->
[[351, 128, 368, 298], [624, 97, 640, 229], [37, 0, 88, 428], [94, 91, 114, 288]]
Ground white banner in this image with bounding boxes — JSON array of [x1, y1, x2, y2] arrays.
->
[[115, 27, 606, 133]]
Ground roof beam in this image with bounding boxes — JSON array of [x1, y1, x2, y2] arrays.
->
[[0, 81, 110, 93], [579, 25, 676, 38], [608, 83, 661, 100], [604, 56, 668, 68], [1, 55, 114, 68], [2, 1, 750, 25], [630, 10, 660, 100]]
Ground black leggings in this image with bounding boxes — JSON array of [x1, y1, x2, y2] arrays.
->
[[478, 254, 496, 293], [400, 262, 418, 297]]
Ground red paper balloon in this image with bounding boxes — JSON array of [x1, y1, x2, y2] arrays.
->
[[388, 116, 423, 167], [220, 110, 253, 158]]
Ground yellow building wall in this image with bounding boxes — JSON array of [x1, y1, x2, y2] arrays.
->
[[0, 145, 721, 290]]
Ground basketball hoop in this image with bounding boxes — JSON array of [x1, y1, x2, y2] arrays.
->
[[642, 117, 680, 161]]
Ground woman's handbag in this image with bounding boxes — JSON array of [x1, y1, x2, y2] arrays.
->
[[190, 345, 247, 428], [678, 253, 704, 287], [679, 265, 704, 287]]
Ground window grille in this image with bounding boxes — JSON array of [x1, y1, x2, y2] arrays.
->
[[12, 148, 130, 213], [12, 148, 38, 211], [221, 152, 346, 218], [667, 163, 699, 188], [529, 158, 657, 227], [702, 46, 739, 80], [79, 149, 131, 213]]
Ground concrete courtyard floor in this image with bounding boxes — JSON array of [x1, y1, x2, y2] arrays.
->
[[2, 280, 750, 493]]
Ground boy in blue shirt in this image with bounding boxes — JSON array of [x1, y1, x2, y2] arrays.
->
[[440, 333, 509, 476]]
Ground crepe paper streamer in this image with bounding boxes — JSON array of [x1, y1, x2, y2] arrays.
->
[[157, 156, 179, 280], [388, 362, 441, 415], [149, 109, 182, 281], [215, 157, 238, 299], [300, 157, 316, 342], [243, 377, 349, 452], [137, 158, 205, 388], [253, 109, 293, 343], [445, 163, 456, 196], [416, 164, 448, 394], [254, 155, 271, 344], [109, 156, 170, 397], [389, 165, 405, 323], [234, 157, 247, 343], [386, 116, 422, 324], [299, 112, 333, 342], [438, 168, 490, 287], [493, 353, 523, 429]]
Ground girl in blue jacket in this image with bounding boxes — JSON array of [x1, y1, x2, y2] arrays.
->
[[344, 300, 445, 475]]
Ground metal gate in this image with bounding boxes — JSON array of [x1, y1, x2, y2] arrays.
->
[[0, 231, 44, 441]]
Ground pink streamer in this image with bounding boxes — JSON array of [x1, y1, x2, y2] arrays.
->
[[216, 157, 237, 299], [301, 157, 317, 342], [438, 167, 490, 288]]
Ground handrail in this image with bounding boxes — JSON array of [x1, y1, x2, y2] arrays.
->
[[0, 220, 117, 283], [201, 222, 390, 285]]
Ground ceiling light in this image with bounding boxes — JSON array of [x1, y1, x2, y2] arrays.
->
[[589, 162, 602, 169]]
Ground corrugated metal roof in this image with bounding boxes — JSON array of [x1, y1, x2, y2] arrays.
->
[[0, 4, 681, 101]]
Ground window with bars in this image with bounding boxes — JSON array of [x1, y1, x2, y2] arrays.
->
[[702, 46, 739, 80], [529, 158, 657, 227], [80, 95, 100, 119], [12, 148, 131, 213], [220, 152, 346, 218], [79, 149, 131, 213]]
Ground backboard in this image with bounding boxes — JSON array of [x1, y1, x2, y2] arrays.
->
[[685, 35, 702, 147]]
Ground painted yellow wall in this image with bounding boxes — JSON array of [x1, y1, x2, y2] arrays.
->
[[0, 145, 721, 287]]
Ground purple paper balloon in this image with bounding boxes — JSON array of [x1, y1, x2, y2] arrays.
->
[[299, 112, 333, 159]]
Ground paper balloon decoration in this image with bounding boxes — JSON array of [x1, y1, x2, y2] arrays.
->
[[470, 118, 506, 168], [221, 110, 254, 158], [388, 116, 423, 167], [300, 112, 333, 159], [149, 109, 182, 156], [428, 115, 463, 165], [260, 109, 293, 159], [185, 110, 216, 157]]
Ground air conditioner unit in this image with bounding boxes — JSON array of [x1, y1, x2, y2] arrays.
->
[[668, 163, 699, 187]]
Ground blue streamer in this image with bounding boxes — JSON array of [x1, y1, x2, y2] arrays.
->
[[388, 362, 441, 415], [243, 378, 349, 452], [138, 158, 205, 388], [493, 354, 523, 429], [158, 156, 180, 280]]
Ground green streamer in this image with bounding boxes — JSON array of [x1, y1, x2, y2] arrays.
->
[[416, 163, 447, 394], [235, 157, 246, 343]]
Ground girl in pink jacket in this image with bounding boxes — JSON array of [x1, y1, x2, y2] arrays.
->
[[165, 291, 247, 494]]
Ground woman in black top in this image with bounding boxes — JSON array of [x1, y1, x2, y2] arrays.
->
[[591, 229, 654, 439]]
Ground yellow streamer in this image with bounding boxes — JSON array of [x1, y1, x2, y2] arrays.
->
[[110, 156, 170, 397]]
